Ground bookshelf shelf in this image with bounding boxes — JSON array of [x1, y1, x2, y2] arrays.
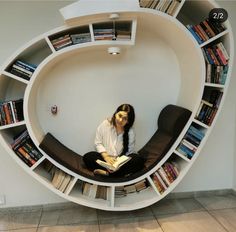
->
[[0, 0, 234, 211]]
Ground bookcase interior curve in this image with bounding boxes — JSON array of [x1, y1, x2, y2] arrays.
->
[[0, 0, 234, 211]]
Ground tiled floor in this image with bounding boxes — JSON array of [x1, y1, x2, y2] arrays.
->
[[1, 194, 236, 231]]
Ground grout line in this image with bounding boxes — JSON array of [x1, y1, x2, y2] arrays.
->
[[193, 197, 232, 232], [96, 209, 101, 232], [150, 206, 165, 232], [206, 210, 230, 232]]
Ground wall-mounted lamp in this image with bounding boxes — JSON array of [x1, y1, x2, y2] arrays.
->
[[51, 105, 58, 115], [109, 13, 119, 20], [108, 47, 121, 55]]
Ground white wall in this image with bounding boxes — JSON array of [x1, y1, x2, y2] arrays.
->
[[0, 0, 235, 208], [0, 1, 75, 208]]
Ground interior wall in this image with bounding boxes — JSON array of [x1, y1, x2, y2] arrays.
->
[[0, 0, 235, 208]]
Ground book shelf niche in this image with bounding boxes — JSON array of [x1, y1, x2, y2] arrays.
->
[[0, 0, 234, 211]]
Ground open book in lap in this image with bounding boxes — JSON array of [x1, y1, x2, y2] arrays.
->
[[96, 155, 132, 172]]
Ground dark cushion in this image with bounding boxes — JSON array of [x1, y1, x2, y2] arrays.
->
[[158, 104, 192, 138], [39, 133, 94, 178], [139, 104, 191, 170]]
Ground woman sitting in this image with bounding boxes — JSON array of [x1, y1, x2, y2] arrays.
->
[[83, 104, 144, 177]]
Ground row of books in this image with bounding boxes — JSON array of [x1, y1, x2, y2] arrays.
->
[[202, 42, 229, 66], [82, 182, 110, 200], [51, 167, 73, 193], [195, 90, 223, 126], [139, 0, 181, 16], [153, 161, 179, 194], [11, 129, 43, 167], [93, 28, 131, 41], [10, 60, 37, 80], [187, 18, 226, 44], [115, 179, 149, 198], [0, 99, 23, 126], [205, 64, 228, 85], [177, 125, 205, 159], [50, 33, 91, 51]]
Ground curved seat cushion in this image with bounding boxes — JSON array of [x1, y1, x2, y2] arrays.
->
[[39, 133, 94, 178], [39, 133, 140, 182], [139, 104, 191, 170]]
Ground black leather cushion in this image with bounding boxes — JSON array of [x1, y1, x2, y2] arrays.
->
[[158, 104, 192, 138], [39, 133, 94, 178], [139, 104, 191, 170]]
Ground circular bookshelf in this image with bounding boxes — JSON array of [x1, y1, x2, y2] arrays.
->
[[0, 0, 234, 211]]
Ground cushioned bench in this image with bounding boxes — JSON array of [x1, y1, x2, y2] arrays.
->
[[39, 104, 191, 182]]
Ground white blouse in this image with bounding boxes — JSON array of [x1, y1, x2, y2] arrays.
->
[[94, 119, 135, 157]]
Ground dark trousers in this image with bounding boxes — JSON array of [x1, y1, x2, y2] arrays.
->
[[83, 151, 144, 177]]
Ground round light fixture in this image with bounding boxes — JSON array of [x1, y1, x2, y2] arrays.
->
[[108, 47, 121, 55]]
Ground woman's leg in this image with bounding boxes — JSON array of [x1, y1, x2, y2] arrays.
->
[[109, 153, 145, 177], [83, 151, 107, 171]]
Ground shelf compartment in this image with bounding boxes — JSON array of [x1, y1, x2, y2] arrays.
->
[[34, 159, 76, 194], [195, 86, 224, 126], [0, 99, 24, 127], [4, 39, 52, 81], [92, 20, 132, 42], [114, 181, 157, 208], [48, 25, 91, 51], [139, 0, 183, 17], [69, 180, 113, 208], [176, 122, 207, 160], [177, 0, 224, 27]]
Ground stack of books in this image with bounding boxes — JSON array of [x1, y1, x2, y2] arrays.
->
[[115, 186, 126, 198], [70, 33, 91, 44], [51, 167, 73, 193], [82, 182, 109, 200], [187, 18, 226, 44], [10, 60, 36, 80], [195, 90, 223, 126], [51, 34, 73, 51], [156, 161, 179, 188], [11, 129, 43, 167], [202, 42, 229, 84], [139, 0, 182, 16], [115, 180, 149, 198], [116, 30, 131, 41], [177, 125, 205, 158], [0, 99, 23, 126], [93, 28, 115, 41], [177, 138, 197, 159]]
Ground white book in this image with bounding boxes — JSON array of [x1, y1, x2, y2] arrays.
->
[[157, 167, 171, 186], [96, 155, 131, 172]]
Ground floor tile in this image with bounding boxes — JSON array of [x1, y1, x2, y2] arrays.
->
[[151, 198, 204, 216], [195, 194, 236, 210], [39, 205, 97, 226], [2, 228, 37, 232], [210, 208, 236, 232], [0, 210, 41, 230], [157, 211, 227, 232], [37, 223, 99, 232], [97, 206, 153, 221], [99, 216, 163, 232]]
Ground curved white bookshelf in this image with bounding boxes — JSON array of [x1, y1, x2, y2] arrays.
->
[[0, 0, 234, 211]]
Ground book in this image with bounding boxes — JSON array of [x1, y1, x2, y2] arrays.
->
[[96, 155, 131, 172]]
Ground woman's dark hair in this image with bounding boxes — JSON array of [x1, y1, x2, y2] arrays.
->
[[111, 104, 135, 155]]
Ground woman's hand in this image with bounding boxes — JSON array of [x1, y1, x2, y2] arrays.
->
[[101, 152, 116, 165]]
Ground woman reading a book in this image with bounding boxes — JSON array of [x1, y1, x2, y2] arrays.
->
[[83, 104, 144, 177]]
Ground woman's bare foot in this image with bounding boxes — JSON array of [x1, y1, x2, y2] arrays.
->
[[94, 169, 109, 176]]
